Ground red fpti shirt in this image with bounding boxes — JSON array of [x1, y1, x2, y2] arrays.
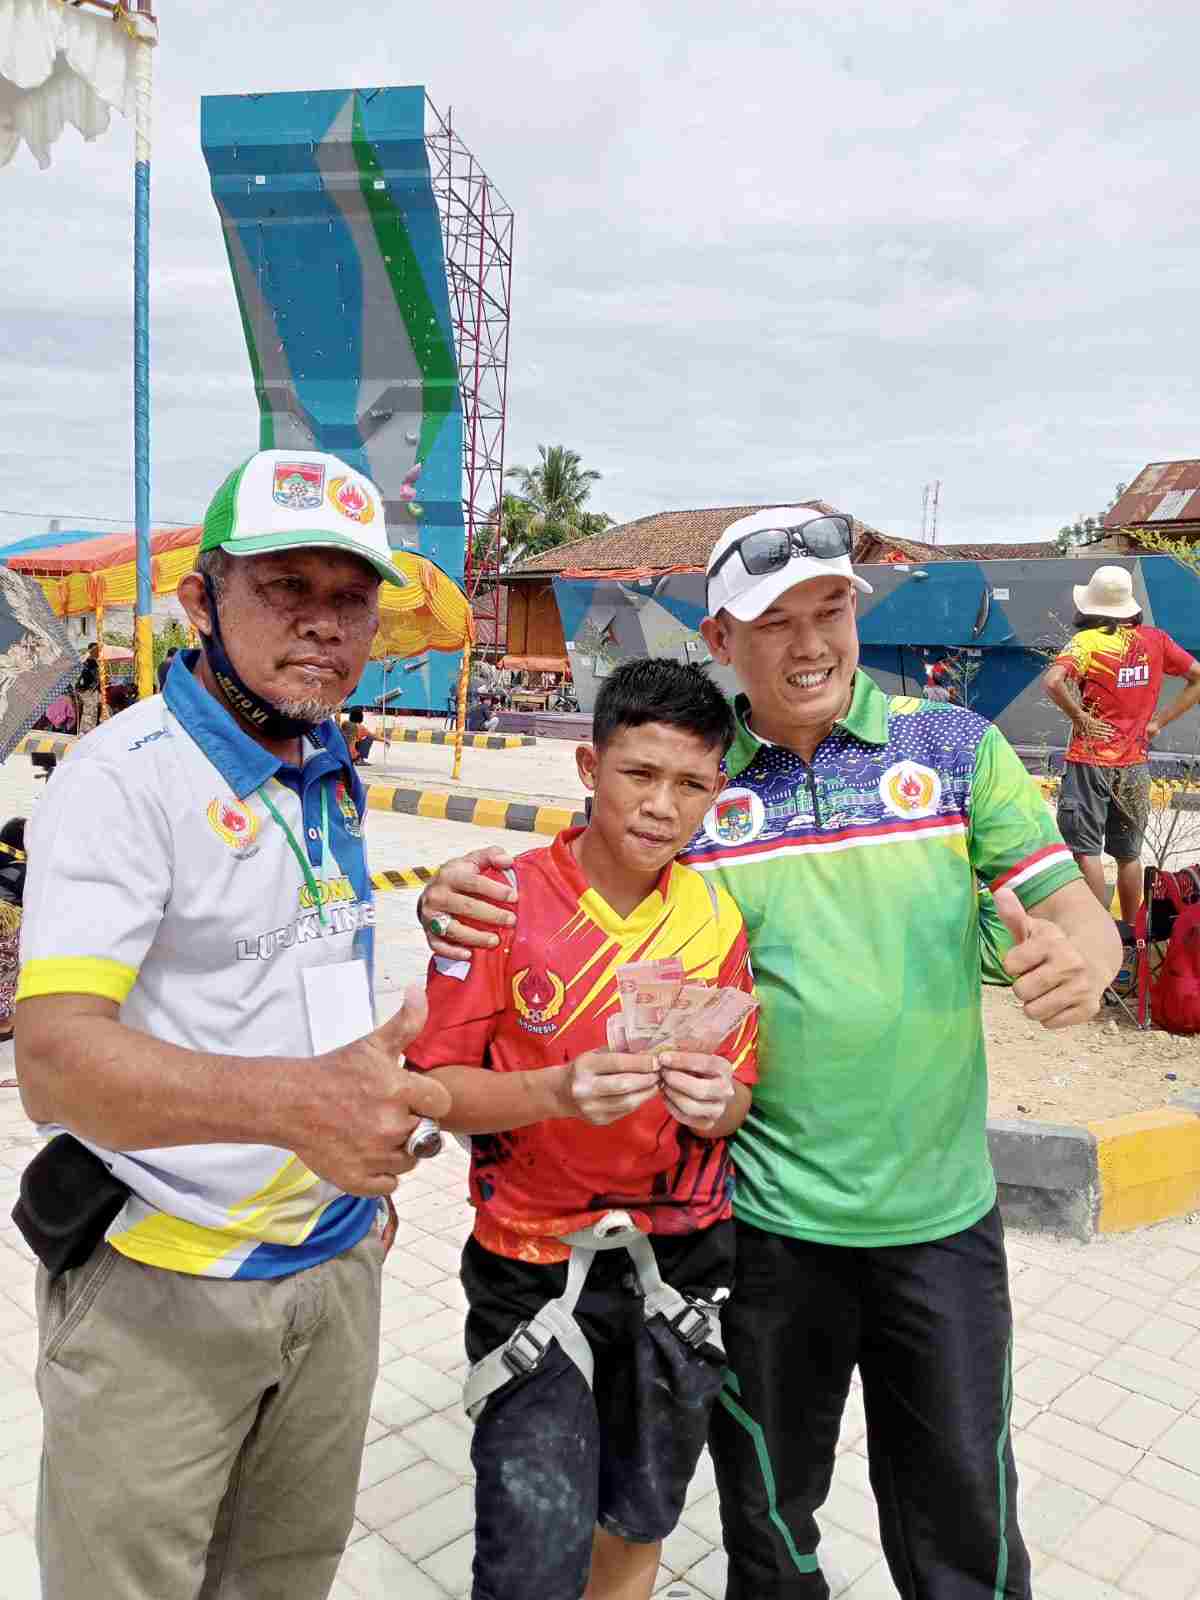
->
[[1056, 625, 1197, 767], [405, 829, 758, 1263]]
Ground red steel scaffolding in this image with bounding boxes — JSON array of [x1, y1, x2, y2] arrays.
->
[[425, 97, 514, 654]]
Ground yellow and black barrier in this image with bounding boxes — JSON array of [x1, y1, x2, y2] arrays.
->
[[370, 864, 436, 893], [365, 781, 585, 838], [381, 728, 536, 750], [17, 733, 75, 760]]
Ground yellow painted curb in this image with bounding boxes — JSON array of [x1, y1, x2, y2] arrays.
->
[[534, 804, 581, 835], [1088, 1108, 1200, 1234], [471, 797, 517, 829]]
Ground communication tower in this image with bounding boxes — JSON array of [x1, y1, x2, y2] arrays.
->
[[922, 480, 942, 544]]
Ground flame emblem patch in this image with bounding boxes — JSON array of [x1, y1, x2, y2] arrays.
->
[[878, 761, 942, 820], [206, 796, 261, 858], [328, 475, 376, 525]]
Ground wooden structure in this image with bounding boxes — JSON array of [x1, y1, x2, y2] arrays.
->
[[500, 578, 570, 674]]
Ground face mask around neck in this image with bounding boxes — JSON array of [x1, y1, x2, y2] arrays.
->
[[200, 572, 318, 742]]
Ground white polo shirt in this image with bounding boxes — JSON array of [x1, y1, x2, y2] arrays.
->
[[18, 653, 379, 1279]]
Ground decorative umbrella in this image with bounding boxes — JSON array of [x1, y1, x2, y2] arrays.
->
[[0, 567, 80, 762]]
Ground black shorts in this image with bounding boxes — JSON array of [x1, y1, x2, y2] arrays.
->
[[462, 1222, 734, 1600], [1057, 760, 1149, 860]]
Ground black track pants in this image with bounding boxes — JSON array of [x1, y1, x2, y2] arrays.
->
[[709, 1206, 1031, 1600]]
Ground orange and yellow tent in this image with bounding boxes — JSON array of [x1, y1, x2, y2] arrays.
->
[[8, 527, 473, 660]]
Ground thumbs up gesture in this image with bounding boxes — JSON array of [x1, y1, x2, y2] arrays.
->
[[285, 984, 452, 1196], [994, 887, 1101, 1029]]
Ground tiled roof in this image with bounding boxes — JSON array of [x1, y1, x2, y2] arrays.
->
[[920, 541, 1062, 561], [506, 505, 1071, 577], [509, 502, 909, 576]]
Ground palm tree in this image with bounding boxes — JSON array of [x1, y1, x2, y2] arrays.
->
[[504, 446, 612, 558]]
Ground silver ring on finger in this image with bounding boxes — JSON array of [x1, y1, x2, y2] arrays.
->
[[427, 912, 452, 940]]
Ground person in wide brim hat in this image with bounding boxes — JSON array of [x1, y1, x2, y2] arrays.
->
[[1045, 563, 1200, 920], [1071, 564, 1142, 620]]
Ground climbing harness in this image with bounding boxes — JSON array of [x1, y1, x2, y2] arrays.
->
[[462, 1209, 725, 1421]]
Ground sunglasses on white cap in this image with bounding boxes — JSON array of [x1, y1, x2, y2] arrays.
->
[[707, 514, 853, 608]]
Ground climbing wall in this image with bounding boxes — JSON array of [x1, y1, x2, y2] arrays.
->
[[201, 86, 464, 713]]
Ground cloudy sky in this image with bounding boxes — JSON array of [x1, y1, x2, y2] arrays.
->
[[2, 0, 1198, 549]]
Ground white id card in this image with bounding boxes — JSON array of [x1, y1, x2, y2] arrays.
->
[[302, 960, 374, 1055]]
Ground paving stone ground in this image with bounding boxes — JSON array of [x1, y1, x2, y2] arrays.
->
[[3, 754, 1200, 1597]]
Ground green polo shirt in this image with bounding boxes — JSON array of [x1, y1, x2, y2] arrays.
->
[[680, 672, 1080, 1247]]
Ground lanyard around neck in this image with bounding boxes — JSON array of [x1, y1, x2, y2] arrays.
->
[[257, 780, 332, 927]]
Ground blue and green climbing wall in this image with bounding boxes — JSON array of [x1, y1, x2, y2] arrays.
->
[[201, 86, 463, 714]]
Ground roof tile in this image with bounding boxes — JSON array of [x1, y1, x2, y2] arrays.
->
[[508, 505, 1065, 575]]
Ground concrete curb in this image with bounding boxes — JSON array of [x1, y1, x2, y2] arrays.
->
[[370, 864, 436, 893], [366, 782, 586, 838], [991, 1097, 1200, 1241], [17, 733, 75, 759], [381, 729, 537, 749]]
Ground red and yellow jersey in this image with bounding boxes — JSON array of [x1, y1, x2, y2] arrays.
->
[[1056, 624, 1197, 767], [405, 828, 758, 1263]]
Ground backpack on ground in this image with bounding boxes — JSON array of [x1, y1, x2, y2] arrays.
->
[[1137, 865, 1200, 1034]]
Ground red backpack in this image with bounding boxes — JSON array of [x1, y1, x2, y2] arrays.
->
[[1137, 866, 1200, 1034]]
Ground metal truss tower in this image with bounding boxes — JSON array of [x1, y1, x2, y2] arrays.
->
[[425, 97, 514, 651], [922, 479, 941, 545]]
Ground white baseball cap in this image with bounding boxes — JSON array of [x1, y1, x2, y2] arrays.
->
[[1072, 565, 1140, 620], [201, 449, 406, 586], [706, 507, 872, 621]]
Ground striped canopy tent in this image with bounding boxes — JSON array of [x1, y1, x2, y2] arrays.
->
[[7, 526, 474, 659]]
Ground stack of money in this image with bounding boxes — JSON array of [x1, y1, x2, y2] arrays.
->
[[608, 957, 757, 1053]]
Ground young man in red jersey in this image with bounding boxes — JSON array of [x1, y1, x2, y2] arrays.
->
[[1044, 565, 1200, 920], [404, 659, 758, 1600]]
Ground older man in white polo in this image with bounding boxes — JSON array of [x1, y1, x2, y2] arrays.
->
[[16, 448, 449, 1600]]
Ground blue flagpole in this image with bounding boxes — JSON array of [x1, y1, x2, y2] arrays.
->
[[131, 2, 157, 699]]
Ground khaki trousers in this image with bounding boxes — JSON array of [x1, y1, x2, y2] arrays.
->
[[35, 1230, 383, 1600], [77, 689, 100, 733]]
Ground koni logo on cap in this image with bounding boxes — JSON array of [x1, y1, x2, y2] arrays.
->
[[272, 461, 325, 511]]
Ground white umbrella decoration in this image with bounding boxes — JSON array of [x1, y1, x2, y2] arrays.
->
[[0, 0, 159, 700]]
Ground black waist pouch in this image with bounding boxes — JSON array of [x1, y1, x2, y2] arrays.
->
[[12, 1134, 131, 1277]]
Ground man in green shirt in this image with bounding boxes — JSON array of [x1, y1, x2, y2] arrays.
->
[[418, 509, 1120, 1599]]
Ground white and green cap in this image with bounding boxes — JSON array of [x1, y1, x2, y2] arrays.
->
[[200, 449, 406, 586]]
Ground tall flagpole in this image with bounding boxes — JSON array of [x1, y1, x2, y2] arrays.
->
[[130, 1, 158, 698]]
